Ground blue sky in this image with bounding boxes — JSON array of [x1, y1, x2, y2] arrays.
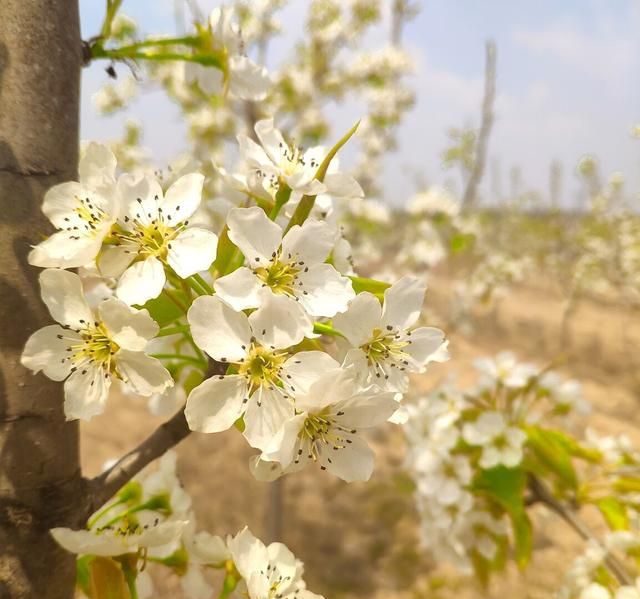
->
[[80, 0, 640, 207]]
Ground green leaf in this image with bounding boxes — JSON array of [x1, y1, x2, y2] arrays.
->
[[511, 510, 533, 568], [473, 466, 532, 568], [143, 293, 184, 327], [89, 557, 130, 599], [524, 426, 578, 490], [596, 497, 629, 531], [473, 466, 526, 515]]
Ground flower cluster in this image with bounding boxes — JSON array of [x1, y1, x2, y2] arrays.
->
[[403, 352, 589, 576], [52, 452, 323, 599], [24, 120, 447, 487]]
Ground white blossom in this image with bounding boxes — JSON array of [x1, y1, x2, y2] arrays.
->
[[50, 520, 187, 558], [230, 118, 361, 200], [185, 7, 270, 101], [462, 411, 526, 469], [21, 269, 172, 421], [256, 367, 398, 482], [214, 206, 354, 316], [474, 351, 536, 389], [334, 275, 448, 392], [29, 143, 118, 269], [185, 294, 326, 450], [228, 527, 323, 599], [99, 172, 217, 306]]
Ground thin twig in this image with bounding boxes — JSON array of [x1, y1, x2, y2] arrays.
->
[[462, 40, 497, 207], [86, 360, 226, 518], [86, 409, 191, 517], [530, 477, 633, 585]]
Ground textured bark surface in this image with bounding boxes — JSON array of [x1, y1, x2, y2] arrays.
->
[[0, 1, 83, 597]]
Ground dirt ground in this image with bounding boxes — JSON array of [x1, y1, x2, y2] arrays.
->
[[81, 270, 640, 598]]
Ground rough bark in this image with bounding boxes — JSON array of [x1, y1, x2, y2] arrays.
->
[[0, 2, 83, 597]]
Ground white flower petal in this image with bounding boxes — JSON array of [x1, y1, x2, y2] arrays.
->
[[185, 375, 247, 433], [39, 269, 93, 328], [296, 263, 355, 317], [297, 369, 358, 413], [335, 393, 399, 429], [21, 325, 79, 381], [50, 528, 124, 557], [261, 413, 307, 467], [116, 350, 172, 396], [137, 521, 187, 548], [254, 118, 287, 165], [97, 244, 135, 278], [237, 134, 272, 168], [248, 292, 312, 349], [333, 292, 381, 347], [161, 173, 205, 222], [213, 267, 262, 311], [117, 173, 163, 227], [98, 298, 158, 351], [229, 56, 270, 101], [167, 227, 218, 278], [326, 435, 374, 483], [28, 230, 104, 269], [243, 387, 295, 451], [226, 206, 282, 267], [281, 351, 340, 395], [323, 172, 364, 199], [227, 527, 269, 581], [280, 219, 334, 265], [405, 326, 448, 368], [382, 275, 426, 330], [249, 455, 285, 482], [42, 182, 112, 228], [63, 366, 111, 421], [187, 295, 251, 362], [116, 257, 166, 306], [79, 142, 117, 186]]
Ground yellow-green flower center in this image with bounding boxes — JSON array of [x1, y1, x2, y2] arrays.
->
[[238, 344, 287, 393], [255, 260, 300, 295], [361, 327, 410, 366], [68, 323, 119, 373]]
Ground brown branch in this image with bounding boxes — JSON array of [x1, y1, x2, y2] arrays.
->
[[462, 40, 497, 207], [86, 409, 191, 517], [530, 477, 633, 585], [85, 360, 226, 518]]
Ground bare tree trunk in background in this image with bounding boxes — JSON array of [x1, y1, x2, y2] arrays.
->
[[0, 1, 83, 597], [462, 40, 497, 208]]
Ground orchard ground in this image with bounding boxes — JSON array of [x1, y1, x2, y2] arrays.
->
[[81, 267, 640, 598]]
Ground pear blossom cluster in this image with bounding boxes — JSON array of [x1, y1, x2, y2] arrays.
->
[[403, 352, 589, 575], [23, 114, 448, 484], [52, 452, 323, 599]]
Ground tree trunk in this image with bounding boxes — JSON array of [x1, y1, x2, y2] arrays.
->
[[0, 1, 83, 597]]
